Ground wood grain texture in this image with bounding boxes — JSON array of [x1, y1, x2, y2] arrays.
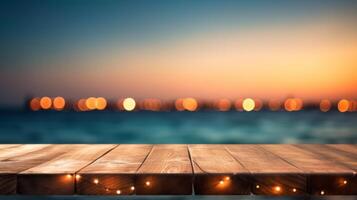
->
[[0, 144, 65, 194], [294, 144, 357, 195], [0, 145, 49, 160], [136, 145, 192, 195], [328, 144, 357, 156], [226, 145, 306, 195], [296, 144, 357, 171], [17, 144, 116, 195], [189, 144, 250, 195], [77, 144, 152, 195], [0, 145, 21, 151], [262, 144, 355, 195], [0, 144, 355, 196]]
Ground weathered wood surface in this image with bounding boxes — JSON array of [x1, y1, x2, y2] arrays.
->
[[77, 144, 152, 195], [226, 145, 306, 195], [0, 144, 74, 194], [0, 144, 356, 196], [18, 144, 116, 195], [136, 144, 192, 195], [189, 144, 250, 195], [262, 144, 356, 195]]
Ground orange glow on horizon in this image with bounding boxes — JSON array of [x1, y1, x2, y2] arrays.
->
[[254, 99, 263, 111], [215, 99, 231, 111], [141, 98, 161, 111], [268, 99, 281, 111], [234, 99, 243, 111], [14, 14, 357, 103]]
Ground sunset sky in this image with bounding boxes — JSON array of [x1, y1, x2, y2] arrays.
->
[[0, 0, 357, 106]]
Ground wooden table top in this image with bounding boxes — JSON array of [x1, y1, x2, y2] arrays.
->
[[0, 144, 356, 196]]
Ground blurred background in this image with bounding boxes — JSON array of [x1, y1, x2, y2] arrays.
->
[[0, 1, 356, 200], [0, 0, 357, 144]]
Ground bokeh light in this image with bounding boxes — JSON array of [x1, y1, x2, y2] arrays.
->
[[53, 97, 66, 111], [183, 98, 198, 111], [77, 99, 88, 111], [96, 97, 107, 110], [284, 98, 303, 112], [40, 96, 52, 110], [175, 98, 185, 111], [284, 99, 295, 111], [338, 99, 349, 112], [85, 97, 97, 110], [242, 98, 255, 112], [123, 98, 136, 111], [29, 98, 41, 111], [320, 99, 331, 112], [27, 96, 357, 112]]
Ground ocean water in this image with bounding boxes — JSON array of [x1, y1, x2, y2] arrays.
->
[[0, 110, 356, 144], [0, 110, 356, 200]]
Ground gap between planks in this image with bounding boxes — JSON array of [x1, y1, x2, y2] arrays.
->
[[0, 144, 355, 195]]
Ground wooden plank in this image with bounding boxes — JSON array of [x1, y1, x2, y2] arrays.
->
[[328, 144, 357, 156], [0, 145, 78, 195], [136, 145, 192, 195], [296, 144, 357, 171], [189, 144, 250, 195], [0, 144, 354, 196], [77, 144, 152, 195], [226, 145, 306, 195], [0, 145, 21, 151], [17, 144, 116, 195], [262, 144, 355, 195], [295, 144, 357, 195], [0, 145, 49, 160], [0, 144, 54, 194]]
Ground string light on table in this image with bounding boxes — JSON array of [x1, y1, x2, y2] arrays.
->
[[67, 174, 352, 195], [274, 186, 281, 193], [73, 176, 139, 195]]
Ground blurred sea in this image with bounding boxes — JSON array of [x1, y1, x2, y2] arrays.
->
[[0, 110, 356, 144], [0, 110, 356, 200]]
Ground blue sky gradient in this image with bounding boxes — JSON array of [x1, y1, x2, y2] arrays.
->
[[1, 0, 357, 105]]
